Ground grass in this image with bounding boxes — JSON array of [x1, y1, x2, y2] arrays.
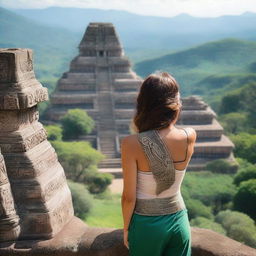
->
[[84, 190, 123, 228]]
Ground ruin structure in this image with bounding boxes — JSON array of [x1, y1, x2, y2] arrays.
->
[[44, 22, 143, 167], [45, 22, 235, 170], [175, 95, 235, 170], [0, 48, 74, 241]]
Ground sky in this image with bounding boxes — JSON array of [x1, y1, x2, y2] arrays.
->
[[1, 0, 256, 17]]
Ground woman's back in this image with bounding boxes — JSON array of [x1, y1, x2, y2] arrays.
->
[[135, 126, 195, 173], [128, 126, 195, 216]]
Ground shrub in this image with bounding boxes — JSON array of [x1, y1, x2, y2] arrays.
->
[[233, 163, 256, 186], [60, 108, 95, 139], [67, 179, 93, 219], [44, 124, 62, 141], [185, 198, 214, 220], [85, 169, 114, 194], [206, 159, 238, 174], [215, 210, 256, 248], [230, 133, 256, 164], [190, 217, 226, 235], [233, 179, 256, 220]]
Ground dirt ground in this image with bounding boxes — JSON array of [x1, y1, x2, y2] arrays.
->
[[98, 168, 123, 194]]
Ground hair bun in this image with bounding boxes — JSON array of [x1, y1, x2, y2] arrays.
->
[[167, 102, 181, 111], [166, 92, 182, 111]]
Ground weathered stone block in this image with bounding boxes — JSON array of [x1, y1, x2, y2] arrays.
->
[[0, 48, 74, 240], [0, 48, 48, 109], [0, 150, 20, 242]]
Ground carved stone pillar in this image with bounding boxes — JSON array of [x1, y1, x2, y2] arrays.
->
[[0, 48, 74, 240], [0, 149, 20, 242]]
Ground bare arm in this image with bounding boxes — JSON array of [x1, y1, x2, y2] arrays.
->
[[121, 136, 137, 231]]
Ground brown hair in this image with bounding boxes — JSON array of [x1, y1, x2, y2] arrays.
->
[[132, 72, 182, 133]]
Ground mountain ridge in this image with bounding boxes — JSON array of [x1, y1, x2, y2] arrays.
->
[[134, 38, 256, 101], [10, 6, 256, 50]]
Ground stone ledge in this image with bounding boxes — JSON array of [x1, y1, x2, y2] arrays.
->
[[0, 216, 255, 256]]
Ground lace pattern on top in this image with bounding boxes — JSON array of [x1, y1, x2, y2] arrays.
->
[[137, 129, 176, 195]]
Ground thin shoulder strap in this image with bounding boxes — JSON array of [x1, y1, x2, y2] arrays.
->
[[137, 130, 176, 195], [173, 127, 189, 163]]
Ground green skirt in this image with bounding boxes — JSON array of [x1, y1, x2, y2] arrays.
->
[[128, 209, 191, 256]]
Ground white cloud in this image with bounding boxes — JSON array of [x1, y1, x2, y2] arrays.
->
[[1, 0, 256, 17]]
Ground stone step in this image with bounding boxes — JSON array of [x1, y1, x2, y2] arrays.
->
[[98, 158, 121, 168], [98, 167, 123, 178], [100, 141, 116, 145], [101, 148, 116, 151], [100, 142, 116, 146], [102, 150, 116, 153]]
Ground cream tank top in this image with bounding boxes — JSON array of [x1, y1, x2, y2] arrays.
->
[[133, 128, 188, 216], [136, 168, 186, 199]]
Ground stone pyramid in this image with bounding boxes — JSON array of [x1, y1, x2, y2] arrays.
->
[[176, 95, 235, 170], [44, 22, 143, 167]]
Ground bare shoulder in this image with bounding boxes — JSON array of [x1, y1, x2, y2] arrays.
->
[[121, 134, 138, 148], [184, 127, 197, 143]]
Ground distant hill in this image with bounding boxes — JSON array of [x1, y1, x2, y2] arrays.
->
[[12, 7, 256, 51], [135, 38, 256, 103], [0, 7, 79, 80]]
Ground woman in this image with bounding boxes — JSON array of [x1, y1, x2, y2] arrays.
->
[[121, 72, 196, 256]]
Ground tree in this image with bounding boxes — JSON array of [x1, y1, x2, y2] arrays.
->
[[233, 179, 256, 220], [60, 108, 95, 139], [240, 82, 256, 127], [233, 163, 256, 186], [230, 133, 256, 164], [206, 159, 238, 174], [67, 179, 93, 219], [51, 141, 104, 182], [219, 92, 241, 114], [44, 124, 62, 141], [51, 141, 113, 194], [219, 112, 247, 134]]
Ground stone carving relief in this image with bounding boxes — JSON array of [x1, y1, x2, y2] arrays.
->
[[0, 152, 20, 241], [19, 50, 33, 73], [0, 159, 8, 185], [3, 93, 20, 109], [0, 56, 10, 82], [0, 48, 74, 240]]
